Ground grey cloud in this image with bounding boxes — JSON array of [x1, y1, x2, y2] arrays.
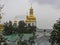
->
[[30, 0, 60, 9]]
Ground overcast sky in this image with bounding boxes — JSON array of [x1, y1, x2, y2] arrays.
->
[[1, 0, 60, 29]]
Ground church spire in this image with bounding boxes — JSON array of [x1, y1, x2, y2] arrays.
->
[[30, 4, 33, 15]]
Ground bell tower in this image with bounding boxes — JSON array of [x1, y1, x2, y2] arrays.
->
[[25, 5, 36, 26]]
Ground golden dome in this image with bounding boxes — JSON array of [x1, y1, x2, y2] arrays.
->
[[28, 15, 36, 20], [14, 20, 17, 23], [26, 19, 29, 22], [25, 19, 30, 24], [25, 5, 36, 24]]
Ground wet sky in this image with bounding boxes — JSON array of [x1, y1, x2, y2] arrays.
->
[[1, 0, 60, 29]]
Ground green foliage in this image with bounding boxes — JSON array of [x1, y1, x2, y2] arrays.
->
[[18, 21, 26, 33], [0, 34, 7, 45], [3, 21, 13, 35], [13, 23, 18, 33], [50, 18, 60, 45]]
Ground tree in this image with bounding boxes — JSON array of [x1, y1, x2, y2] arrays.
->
[[17, 21, 26, 45], [26, 24, 36, 33], [8, 21, 13, 34], [13, 22, 18, 33], [28, 26, 36, 45], [2, 22, 9, 35], [18, 21, 26, 33], [0, 34, 7, 45], [3, 21, 13, 35], [50, 18, 60, 45]]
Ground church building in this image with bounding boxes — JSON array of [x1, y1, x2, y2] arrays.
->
[[25, 6, 36, 26]]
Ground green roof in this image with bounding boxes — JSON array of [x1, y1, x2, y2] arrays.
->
[[22, 34, 33, 40], [4, 34, 18, 41], [4, 34, 33, 41]]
